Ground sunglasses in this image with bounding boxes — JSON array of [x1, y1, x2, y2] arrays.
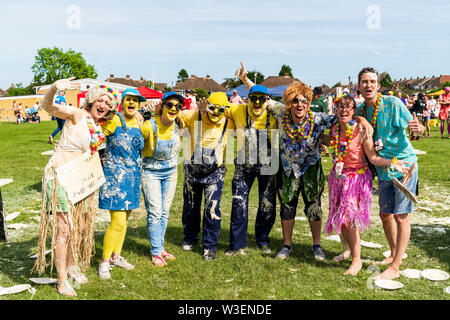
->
[[292, 97, 309, 105], [249, 95, 267, 104], [164, 102, 183, 111], [208, 104, 226, 113]]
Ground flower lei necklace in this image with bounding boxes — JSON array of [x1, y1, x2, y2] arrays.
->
[[330, 119, 357, 163], [86, 116, 105, 155], [282, 109, 314, 144], [360, 93, 382, 128]]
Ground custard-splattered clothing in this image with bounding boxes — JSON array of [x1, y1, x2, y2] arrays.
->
[[99, 113, 144, 210], [356, 96, 417, 181]]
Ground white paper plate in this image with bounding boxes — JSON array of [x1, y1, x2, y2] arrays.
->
[[0, 178, 13, 188], [0, 284, 31, 296], [446, 287, 450, 294], [295, 217, 307, 221], [29, 249, 52, 259], [29, 278, 57, 285], [421, 269, 449, 281], [374, 279, 404, 290], [383, 250, 407, 259], [361, 240, 383, 249], [5, 212, 20, 222], [6, 223, 29, 230], [40, 150, 54, 156], [326, 235, 341, 242], [400, 269, 422, 279]]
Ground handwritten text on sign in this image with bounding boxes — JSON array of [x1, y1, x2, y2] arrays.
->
[[55, 152, 105, 204]]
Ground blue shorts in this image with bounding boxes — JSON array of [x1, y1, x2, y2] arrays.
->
[[378, 166, 418, 214], [422, 116, 430, 121]]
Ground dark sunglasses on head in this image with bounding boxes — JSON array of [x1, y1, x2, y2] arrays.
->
[[164, 102, 183, 111], [208, 104, 226, 113], [249, 95, 267, 104]]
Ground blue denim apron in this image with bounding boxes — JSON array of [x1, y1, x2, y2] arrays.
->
[[142, 118, 180, 171], [99, 113, 144, 210]]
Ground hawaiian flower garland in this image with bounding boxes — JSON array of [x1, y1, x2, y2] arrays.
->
[[282, 109, 314, 144], [330, 119, 357, 164], [360, 93, 382, 128], [87, 116, 105, 155], [97, 85, 119, 125]]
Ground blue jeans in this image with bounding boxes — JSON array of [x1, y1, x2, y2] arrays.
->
[[51, 117, 66, 138], [142, 167, 178, 256]]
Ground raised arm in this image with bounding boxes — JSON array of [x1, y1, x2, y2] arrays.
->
[[235, 61, 255, 91], [41, 77, 82, 123]]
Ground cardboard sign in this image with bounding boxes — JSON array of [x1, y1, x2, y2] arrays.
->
[[55, 152, 105, 204]]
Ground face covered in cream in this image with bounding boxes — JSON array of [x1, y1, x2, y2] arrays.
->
[[162, 97, 182, 123], [248, 93, 268, 116], [206, 103, 226, 123], [122, 95, 140, 118]]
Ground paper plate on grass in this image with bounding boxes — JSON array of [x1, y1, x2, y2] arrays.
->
[[421, 269, 449, 281], [383, 250, 407, 259], [374, 279, 404, 290], [29, 278, 57, 285], [360, 240, 383, 249], [446, 287, 450, 294], [0, 284, 32, 296], [5, 212, 20, 221], [400, 269, 422, 279], [41, 150, 54, 156], [28, 249, 51, 259], [326, 235, 341, 242]]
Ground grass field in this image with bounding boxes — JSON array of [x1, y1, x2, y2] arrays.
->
[[0, 121, 448, 300]]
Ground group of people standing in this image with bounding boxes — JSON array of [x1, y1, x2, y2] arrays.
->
[[33, 63, 424, 297]]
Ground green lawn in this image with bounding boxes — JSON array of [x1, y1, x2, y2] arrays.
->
[[0, 121, 448, 300]]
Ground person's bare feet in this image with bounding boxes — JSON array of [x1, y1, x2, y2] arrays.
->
[[344, 260, 362, 276], [57, 279, 77, 297], [377, 256, 393, 265], [378, 266, 400, 280], [333, 251, 350, 262]]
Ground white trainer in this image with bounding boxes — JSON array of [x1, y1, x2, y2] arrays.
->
[[111, 256, 135, 270], [98, 261, 111, 280]]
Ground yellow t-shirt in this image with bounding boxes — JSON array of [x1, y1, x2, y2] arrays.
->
[[102, 114, 140, 137], [178, 109, 235, 166], [141, 116, 176, 158], [225, 103, 278, 151]]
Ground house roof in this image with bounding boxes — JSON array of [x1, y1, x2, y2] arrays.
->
[[0, 88, 5, 97], [260, 75, 300, 88], [104, 74, 148, 87], [173, 75, 226, 92]]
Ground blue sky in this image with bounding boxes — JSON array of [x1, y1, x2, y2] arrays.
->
[[1, 0, 449, 90]]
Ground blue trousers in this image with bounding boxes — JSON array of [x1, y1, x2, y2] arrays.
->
[[182, 166, 225, 252], [51, 117, 66, 138], [229, 165, 276, 250]]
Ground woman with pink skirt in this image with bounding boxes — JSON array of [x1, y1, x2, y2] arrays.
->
[[324, 95, 408, 276]]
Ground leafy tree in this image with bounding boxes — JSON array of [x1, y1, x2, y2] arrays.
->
[[380, 73, 393, 88], [222, 77, 242, 89], [177, 69, 189, 84], [247, 70, 264, 84], [279, 64, 293, 77], [192, 88, 208, 99], [145, 81, 159, 91], [31, 47, 97, 86], [6, 83, 34, 96]]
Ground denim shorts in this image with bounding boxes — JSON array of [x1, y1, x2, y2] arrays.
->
[[378, 166, 418, 214]]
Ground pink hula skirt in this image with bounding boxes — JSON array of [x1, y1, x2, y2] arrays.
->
[[324, 166, 372, 235]]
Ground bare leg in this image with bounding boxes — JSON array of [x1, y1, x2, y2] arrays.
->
[[379, 213, 397, 265], [309, 220, 322, 246], [333, 234, 351, 262], [341, 224, 362, 276], [281, 219, 295, 246], [379, 214, 410, 280], [54, 212, 76, 297]]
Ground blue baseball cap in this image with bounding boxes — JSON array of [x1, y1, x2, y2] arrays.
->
[[121, 88, 146, 102], [248, 85, 268, 96], [162, 91, 185, 103]]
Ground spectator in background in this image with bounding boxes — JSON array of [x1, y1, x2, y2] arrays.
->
[[406, 93, 416, 112], [49, 91, 67, 144], [397, 92, 407, 106], [410, 93, 426, 140], [183, 90, 198, 111], [428, 95, 438, 121], [33, 101, 40, 110], [438, 87, 450, 138], [229, 89, 244, 104], [354, 90, 364, 106], [310, 87, 328, 113], [422, 95, 432, 138]]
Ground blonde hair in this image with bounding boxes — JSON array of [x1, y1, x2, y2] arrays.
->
[[82, 86, 116, 111], [282, 81, 313, 108]]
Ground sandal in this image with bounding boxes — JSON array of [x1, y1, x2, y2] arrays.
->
[[67, 265, 88, 284], [161, 250, 175, 261], [57, 279, 77, 297], [152, 255, 167, 267]]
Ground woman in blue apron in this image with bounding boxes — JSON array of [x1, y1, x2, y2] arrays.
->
[[179, 92, 234, 261], [141, 92, 183, 266], [98, 88, 145, 280]]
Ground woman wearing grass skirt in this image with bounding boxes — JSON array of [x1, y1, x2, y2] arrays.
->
[[33, 78, 117, 296], [324, 95, 408, 276], [141, 92, 183, 266]]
